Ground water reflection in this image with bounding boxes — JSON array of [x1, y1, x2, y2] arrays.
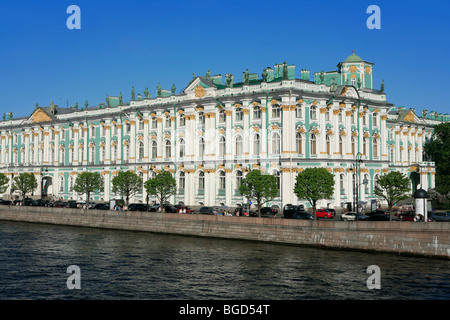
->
[[0, 221, 448, 300]]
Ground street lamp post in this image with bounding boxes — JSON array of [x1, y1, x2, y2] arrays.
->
[[352, 152, 368, 221]]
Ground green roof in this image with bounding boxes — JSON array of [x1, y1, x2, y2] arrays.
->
[[344, 51, 363, 63]]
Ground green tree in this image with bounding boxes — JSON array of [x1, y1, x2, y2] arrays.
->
[[424, 122, 450, 195], [73, 172, 104, 207], [13, 173, 38, 203], [373, 171, 410, 220], [238, 169, 278, 217], [0, 173, 9, 194], [293, 168, 335, 220], [144, 170, 176, 212], [111, 171, 143, 207]]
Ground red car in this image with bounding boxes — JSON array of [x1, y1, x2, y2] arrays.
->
[[315, 209, 334, 219]]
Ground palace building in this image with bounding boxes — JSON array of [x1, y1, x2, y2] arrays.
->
[[0, 52, 447, 210]]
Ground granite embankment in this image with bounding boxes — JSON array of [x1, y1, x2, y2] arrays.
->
[[0, 206, 449, 259]]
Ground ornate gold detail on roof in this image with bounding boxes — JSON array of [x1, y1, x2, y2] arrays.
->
[[194, 84, 206, 98]]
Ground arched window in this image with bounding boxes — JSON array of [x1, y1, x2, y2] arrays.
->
[[235, 171, 243, 191], [124, 144, 130, 162], [296, 133, 303, 154], [390, 146, 395, 163], [363, 137, 368, 156], [219, 136, 225, 157], [351, 136, 356, 156], [59, 175, 64, 193], [179, 114, 186, 127], [295, 105, 302, 118], [165, 140, 171, 158], [311, 134, 317, 155], [125, 123, 131, 134], [199, 137, 205, 158], [339, 136, 344, 155], [69, 176, 74, 192], [364, 174, 370, 194], [151, 141, 157, 158], [273, 170, 280, 191], [198, 112, 205, 128], [235, 135, 243, 156], [326, 135, 331, 155], [340, 174, 345, 195], [90, 146, 95, 165], [165, 116, 171, 128], [138, 141, 144, 160], [272, 104, 281, 118], [100, 146, 105, 164], [198, 171, 205, 191], [218, 110, 226, 123], [373, 113, 378, 127], [179, 138, 185, 158], [272, 132, 280, 155], [60, 147, 65, 165], [310, 106, 317, 120], [219, 171, 226, 190], [235, 108, 243, 122], [373, 138, 379, 158], [253, 106, 261, 120], [179, 171, 185, 190], [253, 133, 260, 155], [112, 145, 117, 163]]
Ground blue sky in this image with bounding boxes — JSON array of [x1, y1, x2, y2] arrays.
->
[[0, 0, 449, 119]]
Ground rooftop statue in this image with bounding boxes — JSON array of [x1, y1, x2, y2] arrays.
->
[[157, 82, 162, 97], [131, 86, 135, 101]]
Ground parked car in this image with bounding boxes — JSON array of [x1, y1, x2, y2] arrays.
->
[[367, 214, 400, 221], [176, 206, 195, 214], [149, 204, 160, 212], [199, 206, 215, 215], [366, 210, 388, 217], [93, 203, 110, 210], [291, 211, 313, 220], [340, 212, 369, 221], [0, 200, 12, 205], [35, 199, 52, 207], [163, 204, 177, 213], [259, 207, 278, 217], [53, 201, 69, 208], [282, 204, 304, 218], [128, 203, 149, 212], [23, 198, 37, 206], [315, 209, 334, 219], [430, 211, 450, 222]]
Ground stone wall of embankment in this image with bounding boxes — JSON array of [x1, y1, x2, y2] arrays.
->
[[0, 206, 449, 259]]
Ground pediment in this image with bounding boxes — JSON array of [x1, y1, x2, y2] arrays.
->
[[183, 76, 217, 95], [28, 108, 53, 124]]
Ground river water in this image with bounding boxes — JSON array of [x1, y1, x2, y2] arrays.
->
[[0, 220, 448, 300]]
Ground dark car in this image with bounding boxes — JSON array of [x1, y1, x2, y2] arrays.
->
[[163, 204, 177, 213], [199, 206, 215, 215], [259, 207, 279, 217], [367, 214, 399, 221], [93, 203, 110, 210], [366, 210, 388, 217], [128, 203, 149, 212], [430, 211, 450, 222], [283, 204, 305, 218], [53, 201, 69, 208], [35, 199, 52, 207], [0, 200, 12, 205], [291, 211, 313, 220]]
